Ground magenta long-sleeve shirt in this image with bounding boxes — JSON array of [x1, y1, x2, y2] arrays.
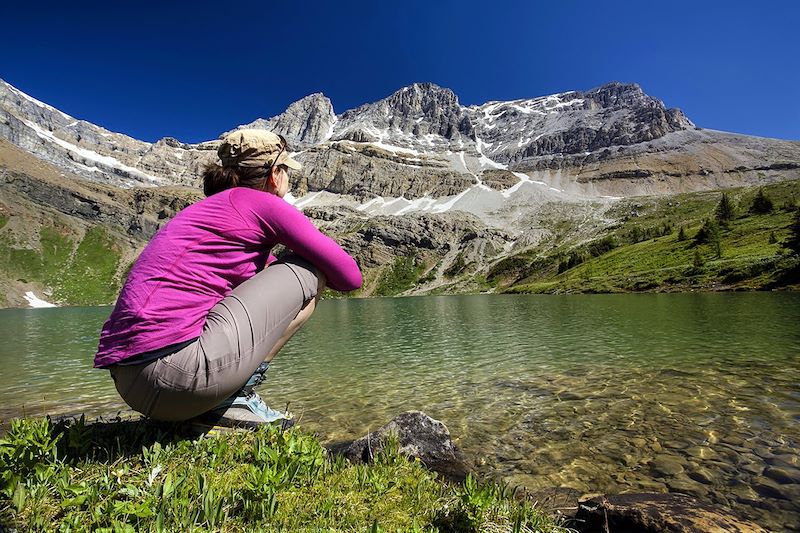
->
[[94, 187, 362, 368]]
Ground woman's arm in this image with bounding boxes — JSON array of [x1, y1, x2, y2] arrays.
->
[[234, 189, 362, 292]]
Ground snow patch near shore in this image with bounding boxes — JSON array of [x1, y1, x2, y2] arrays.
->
[[24, 292, 56, 308]]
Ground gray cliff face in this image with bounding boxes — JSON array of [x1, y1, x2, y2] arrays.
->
[[236, 93, 337, 148], [303, 204, 511, 290], [293, 142, 474, 199]]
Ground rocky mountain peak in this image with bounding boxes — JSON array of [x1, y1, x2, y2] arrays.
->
[[386, 82, 458, 110], [235, 92, 336, 147], [581, 81, 694, 129], [333, 82, 475, 148], [583, 82, 645, 106]]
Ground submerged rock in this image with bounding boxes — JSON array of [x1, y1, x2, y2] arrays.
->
[[574, 492, 767, 532], [326, 411, 469, 482]]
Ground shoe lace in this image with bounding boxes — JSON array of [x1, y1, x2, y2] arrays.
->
[[241, 362, 270, 396], [234, 393, 289, 422]]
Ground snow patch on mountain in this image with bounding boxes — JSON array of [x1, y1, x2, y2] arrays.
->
[[5, 83, 73, 121], [21, 117, 166, 185]]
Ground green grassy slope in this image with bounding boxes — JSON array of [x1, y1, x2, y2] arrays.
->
[[0, 223, 126, 306], [500, 181, 800, 294]]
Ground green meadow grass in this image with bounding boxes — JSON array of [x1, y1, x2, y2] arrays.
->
[[0, 417, 569, 532]]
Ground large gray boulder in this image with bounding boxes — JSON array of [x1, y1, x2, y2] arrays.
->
[[327, 411, 469, 482]]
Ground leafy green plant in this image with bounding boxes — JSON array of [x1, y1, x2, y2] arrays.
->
[[0, 418, 62, 496]]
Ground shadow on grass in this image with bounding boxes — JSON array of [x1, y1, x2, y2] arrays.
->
[[2, 414, 199, 464]]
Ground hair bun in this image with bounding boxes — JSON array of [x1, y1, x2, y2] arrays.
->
[[202, 164, 240, 196]]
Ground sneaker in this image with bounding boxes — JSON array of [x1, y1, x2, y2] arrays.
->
[[190, 362, 294, 434]]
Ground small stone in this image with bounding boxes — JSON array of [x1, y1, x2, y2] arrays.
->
[[740, 461, 764, 476], [651, 456, 685, 476], [753, 446, 775, 460], [772, 446, 796, 456], [666, 475, 703, 495], [727, 484, 759, 502], [651, 441, 663, 453], [706, 459, 737, 475], [719, 442, 748, 453], [684, 446, 715, 459], [637, 479, 668, 492], [722, 435, 745, 446], [764, 466, 800, 485], [327, 411, 468, 482], [688, 467, 714, 485], [768, 454, 799, 467], [631, 437, 647, 448], [753, 478, 790, 501]]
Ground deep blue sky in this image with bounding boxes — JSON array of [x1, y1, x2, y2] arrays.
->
[[3, 0, 798, 143]]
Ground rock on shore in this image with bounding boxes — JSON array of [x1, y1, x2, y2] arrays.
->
[[575, 492, 767, 532], [326, 411, 470, 482]]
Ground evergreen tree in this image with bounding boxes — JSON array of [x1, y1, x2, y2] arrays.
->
[[694, 218, 720, 245], [694, 219, 722, 257], [750, 188, 774, 214], [677, 226, 687, 242], [693, 249, 704, 270], [769, 231, 778, 244], [784, 209, 800, 255], [781, 194, 798, 212], [715, 193, 735, 225]]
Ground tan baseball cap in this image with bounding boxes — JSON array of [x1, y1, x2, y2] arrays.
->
[[217, 129, 302, 170]]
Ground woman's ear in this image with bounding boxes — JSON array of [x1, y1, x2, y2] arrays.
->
[[267, 168, 279, 188]]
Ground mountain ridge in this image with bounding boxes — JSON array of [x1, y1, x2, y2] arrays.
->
[[1, 77, 799, 308], [0, 79, 705, 188]]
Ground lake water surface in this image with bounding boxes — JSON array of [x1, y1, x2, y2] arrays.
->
[[1, 293, 798, 530]]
